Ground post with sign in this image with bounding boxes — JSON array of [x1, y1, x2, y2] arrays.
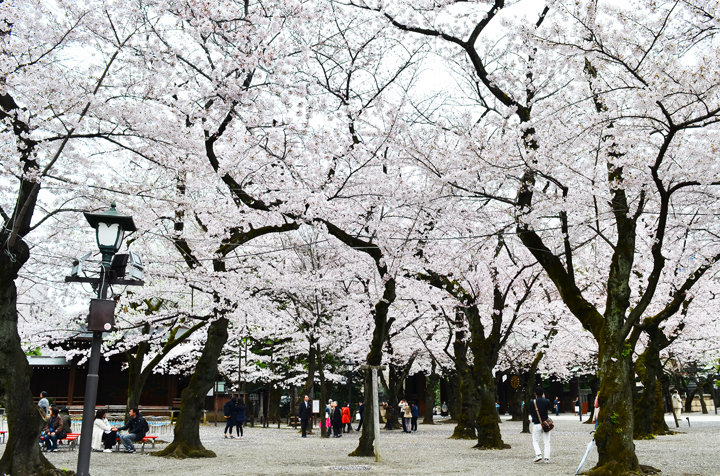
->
[[65, 203, 144, 476]]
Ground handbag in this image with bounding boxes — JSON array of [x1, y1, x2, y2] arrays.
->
[[534, 399, 554, 432]]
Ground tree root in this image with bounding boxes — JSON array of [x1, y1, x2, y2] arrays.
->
[[472, 442, 511, 450], [151, 443, 216, 459], [587, 463, 661, 476], [348, 447, 375, 457]]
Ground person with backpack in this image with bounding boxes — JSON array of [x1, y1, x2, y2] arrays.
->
[[223, 396, 238, 438], [113, 407, 148, 453], [530, 387, 552, 464]]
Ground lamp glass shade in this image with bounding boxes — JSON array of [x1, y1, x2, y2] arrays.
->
[[97, 222, 122, 250]]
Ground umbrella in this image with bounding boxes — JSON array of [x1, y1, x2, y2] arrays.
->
[[576, 439, 595, 475]]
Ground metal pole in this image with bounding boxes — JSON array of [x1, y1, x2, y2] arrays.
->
[[76, 253, 111, 476]]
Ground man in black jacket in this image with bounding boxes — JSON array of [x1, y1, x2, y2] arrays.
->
[[331, 401, 343, 437], [530, 387, 552, 464], [298, 395, 312, 438], [113, 408, 148, 453]]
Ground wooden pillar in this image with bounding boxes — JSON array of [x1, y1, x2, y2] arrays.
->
[[67, 364, 77, 405]]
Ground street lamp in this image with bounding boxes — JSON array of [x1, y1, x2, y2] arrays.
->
[[67, 202, 143, 476]]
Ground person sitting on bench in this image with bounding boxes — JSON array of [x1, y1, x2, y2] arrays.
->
[[112, 407, 147, 453], [42, 407, 65, 452]]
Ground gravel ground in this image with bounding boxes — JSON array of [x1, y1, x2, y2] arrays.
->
[[31, 414, 720, 476]]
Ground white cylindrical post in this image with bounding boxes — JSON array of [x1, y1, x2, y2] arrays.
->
[[371, 367, 380, 462]]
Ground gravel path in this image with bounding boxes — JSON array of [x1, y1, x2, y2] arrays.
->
[[35, 414, 719, 475]]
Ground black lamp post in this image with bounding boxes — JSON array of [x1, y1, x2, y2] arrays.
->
[[346, 361, 354, 409], [66, 203, 142, 476]]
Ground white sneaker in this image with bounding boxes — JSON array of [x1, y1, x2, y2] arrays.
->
[[104, 449, 112, 453], [533, 455, 542, 463], [544, 459, 550, 464]]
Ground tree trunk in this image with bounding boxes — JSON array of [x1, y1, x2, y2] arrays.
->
[[0, 259, 64, 475], [633, 342, 669, 438], [153, 317, 229, 459], [318, 346, 327, 438], [349, 368, 378, 456], [472, 362, 504, 448], [510, 380, 524, 422], [446, 374, 459, 421], [268, 384, 280, 424], [591, 339, 641, 476], [422, 369, 439, 424], [521, 353, 543, 435], [450, 335, 477, 439]]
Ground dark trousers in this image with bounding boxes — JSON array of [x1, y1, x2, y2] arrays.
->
[[333, 424, 342, 437], [344, 422, 352, 432], [44, 433, 58, 451], [411, 417, 418, 431], [102, 431, 117, 449], [224, 418, 235, 434], [301, 418, 309, 437], [356, 418, 363, 431], [236, 421, 244, 436]]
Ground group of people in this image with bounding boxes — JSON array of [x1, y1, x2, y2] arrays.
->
[[37, 392, 73, 453], [297, 395, 365, 438], [37, 391, 148, 453], [222, 396, 248, 439], [381, 400, 418, 432]]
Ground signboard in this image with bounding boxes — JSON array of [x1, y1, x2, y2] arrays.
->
[[312, 399, 320, 413], [579, 389, 592, 396]]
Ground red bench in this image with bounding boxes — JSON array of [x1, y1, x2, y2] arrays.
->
[[39, 433, 79, 451], [115, 435, 158, 452]]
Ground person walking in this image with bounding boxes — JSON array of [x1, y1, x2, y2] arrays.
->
[[298, 395, 312, 438], [112, 407, 148, 453], [341, 402, 352, 433], [223, 396, 238, 438], [402, 401, 412, 433], [530, 387, 552, 464], [356, 401, 364, 431], [92, 409, 116, 452], [574, 397, 580, 416], [235, 397, 247, 439], [554, 397, 560, 416], [441, 401, 448, 417], [42, 407, 64, 452], [410, 402, 419, 432], [671, 390, 683, 423]]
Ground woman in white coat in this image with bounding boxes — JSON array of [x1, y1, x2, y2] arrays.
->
[[92, 409, 115, 452]]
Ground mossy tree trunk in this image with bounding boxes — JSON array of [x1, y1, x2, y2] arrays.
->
[[450, 321, 478, 439], [0, 248, 65, 476], [154, 317, 229, 459], [632, 338, 669, 438], [422, 367, 439, 424], [0, 101, 64, 476]]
